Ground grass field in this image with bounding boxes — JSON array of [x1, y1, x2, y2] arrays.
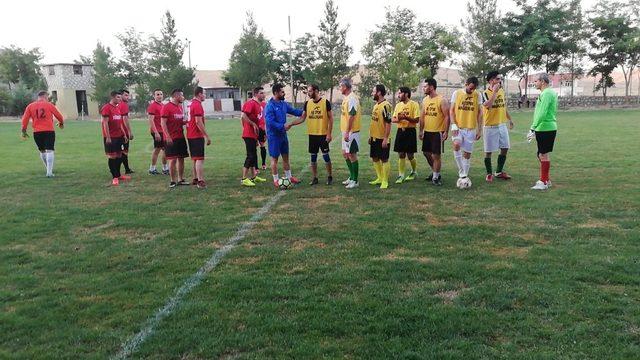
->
[[1, 109, 639, 359]]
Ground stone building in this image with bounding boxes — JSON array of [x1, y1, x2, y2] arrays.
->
[[40, 63, 99, 119]]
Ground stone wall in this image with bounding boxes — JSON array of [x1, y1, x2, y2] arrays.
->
[[506, 96, 640, 109]]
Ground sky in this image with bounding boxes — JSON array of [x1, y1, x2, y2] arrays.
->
[[2, 0, 598, 70]]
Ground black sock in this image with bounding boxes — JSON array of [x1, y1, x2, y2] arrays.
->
[[115, 157, 122, 178], [484, 157, 492, 175], [108, 159, 117, 178], [122, 154, 131, 171], [260, 147, 266, 166]]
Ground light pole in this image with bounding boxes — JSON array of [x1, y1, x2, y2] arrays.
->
[[185, 38, 192, 68], [288, 16, 294, 105]]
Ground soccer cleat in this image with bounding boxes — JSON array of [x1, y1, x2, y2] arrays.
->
[[119, 175, 131, 181], [395, 175, 404, 184], [289, 176, 301, 184], [169, 181, 177, 188], [342, 178, 352, 185], [197, 180, 207, 189], [345, 180, 359, 189], [369, 178, 382, 185], [149, 169, 160, 175], [531, 180, 549, 190], [432, 176, 443, 186], [191, 178, 199, 186], [327, 176, 333, 185], [380, 181, 389, 189], [46, 173, 55, 178], [496, 172, 512, 180], [177, 179, 190, 186], [310, 177, 319, 186], [425, 173, 433, 182], [241, 178, 256, 187], [111, 178, 120, 186], [125, 169, 135, 174], [486, 174, 494, 183], [253, 175, 267, 183], [162, 169, 170, 175], [405, 171, 417, 181]]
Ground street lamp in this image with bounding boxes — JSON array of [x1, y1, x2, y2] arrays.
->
[[185, 38, 191, 68]]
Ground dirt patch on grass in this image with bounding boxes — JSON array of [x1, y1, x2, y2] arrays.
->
[[291, 239, 326, 251], [578, 219, 620, 230], [597, 284, 627, 294], [229, 256, 262, 265], [435, 289, 462, 305], [489, 246, 530, 258], [485, 261, 514, 270], [73, 220, 115, 235], [374, 248, 433, 264], [101, 228, 167, 244], [304, 195, 344, 210]]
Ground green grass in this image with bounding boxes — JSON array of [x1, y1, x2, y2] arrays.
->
[[1, 109, 639, 359]]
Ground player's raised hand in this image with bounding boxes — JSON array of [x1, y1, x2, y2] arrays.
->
[[492, 82, 501, 92]]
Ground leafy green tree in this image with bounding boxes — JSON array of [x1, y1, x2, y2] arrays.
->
[[0, 46, 46, 91], [379, 38, 422, 107], [274, 34, 317, 105], [116, 27, 151, 110], [225, 12, 277, 99], [89, 42, 125, 106]]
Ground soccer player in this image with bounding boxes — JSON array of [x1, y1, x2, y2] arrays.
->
[[160, 88, 189, 188], [482, 71, 514, 182], [450, 77, 483, 184], [267, 83, 303, 187], [419, 78, 450, 186], [368, 84, 393, 189], [287, 84, 334, 185], [257, 96, 268, 171], [240, 86, 268, 187], [101, 91, 129, 186], [20, 90, 64, 177], [392, 86, 420, 184], [119, 89, 134, 174], [338, 78, 362, 189], [528, 73, 558, 190], [147, 88, 169, 175], [187, 86, 211, 189]]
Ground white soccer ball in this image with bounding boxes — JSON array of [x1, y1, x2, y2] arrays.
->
[[456, 177, 472, 189], [277, 177, 292, 190]]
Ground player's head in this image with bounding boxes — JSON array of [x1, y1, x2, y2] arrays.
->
[[110, 90, 122, 104], [272, 83, 285, 101], [194, 86, 205, 101], [120, 89, 130, 102], [372, 84, 386, 101], [423, 78, 437, 96], [307, 84, 320, 99], [486, 71, 502, 86], [465, 76, 479, 93], [398, 86, 411, 102], [37, 90, 48, 99], [253, 86, 265, 102], [339, 78, 352, 95], [153, 88, 163, 102], [171, 88, 184, 103], [535, 73, 550, 90]]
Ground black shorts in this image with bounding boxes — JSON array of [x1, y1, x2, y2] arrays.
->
[[421, 131, 443, 155], [103, 137, 124, 156], [188, 138, 205, 160], [165, 137, 189, 160], [243, 137, 258, 168], [369, 138, 390, 161], [258, 129, 266, 143], [393, 127, 417, 153], [308, 135, 330, 154], [536, 130, 556, 154], [33, 131, 55, 151], [151, 132, 165, 149]]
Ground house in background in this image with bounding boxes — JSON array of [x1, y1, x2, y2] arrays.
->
[[40, 63, 99, 119], [194, 70, 241, 112]]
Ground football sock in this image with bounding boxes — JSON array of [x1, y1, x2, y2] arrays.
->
[[373, 160, 382, 180], [115, 157, 123, 178], [454, 150, 464, 176], [484, 157, 492, 175], [260, 147, 266, 166], [108, 159, 117, 178], [40, 152, 47, 167], [462, 158, 470, 178], [541, 160, 550, 183], [382, 162, 390, 183], [497, 154, 506, 173], [409, 158, 417, 173], [122, 154, 131, 172], [272, 174, 279, 182], [352, 160, 359, 182], [149, 165, 156, 171], [398, 158, 406, 176], [45, 151, 54, 175], [345, 159, 353, 180], [285, 170, 292, 179]]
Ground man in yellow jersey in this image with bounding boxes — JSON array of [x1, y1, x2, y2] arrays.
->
[[368, 84, 393, 189], [450, 76, 483, 184], [392, 86, 420, 184], [419, 78, 450, 186], [482, 71, 514, 182], [287, 84, 334, 185], [339, 78, 362, 189]]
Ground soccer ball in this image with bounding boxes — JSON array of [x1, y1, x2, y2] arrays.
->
[[277, 177, 292, 190], [456, 177, 472, 189]]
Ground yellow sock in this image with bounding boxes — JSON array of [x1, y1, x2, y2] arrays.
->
[[398, 158, 406, 176], [382, 162, 390, 183], [373, 161, 382, 180], [409, 158, 417, 172]]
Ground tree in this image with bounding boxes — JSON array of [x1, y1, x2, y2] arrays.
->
[[415, 22, 462, 80], [89, 42, 125, 106], [117, 27, 151, 111], [560, 0, 588, 100], [147, 11, 195, 96], [315, 0, 353, 102], [225, 12, 277, 99], [379, 38, 422, 107], [460, 0, 505, 83], [0, 46, 46, 91], [274, 34, 316, 106]]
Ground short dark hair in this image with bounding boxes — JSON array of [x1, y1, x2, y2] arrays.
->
[[272, 83, 284, 94], [253, 86, 264, 95], [399, 86, 411, 98], [308, 84, 320, 92], [120, 89, 130, 94], [171, 88, 183, 96], [153, 88, 163, 94], [194, 86, 204, 96], [486, 71, 500, 82], [425, 78, 437, 89], [375, 84, 386, 96], [466, 77, 479, 86], [37, 90, 48, 97], [110, 90, 121, 97]]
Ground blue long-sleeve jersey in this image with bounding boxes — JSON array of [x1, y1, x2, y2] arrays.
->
[[264, 98, 303, 137]]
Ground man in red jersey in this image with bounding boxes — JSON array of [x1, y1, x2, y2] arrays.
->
[[161, 88, 189, 188], [21, 90, 64, 178], [239, 86, 268, 187], [101, 91, 130, 186], [187, 86, 211, 189], [118, 89, 134, 174], [147, 88, 169, 175]]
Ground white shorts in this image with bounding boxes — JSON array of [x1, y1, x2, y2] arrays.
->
[[341, 131, 361, 154], [451, 128, 476, 153], [483, 124, 510, 152]]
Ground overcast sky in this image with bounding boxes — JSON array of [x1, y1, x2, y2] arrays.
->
[[3, 0, 598, 70]]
